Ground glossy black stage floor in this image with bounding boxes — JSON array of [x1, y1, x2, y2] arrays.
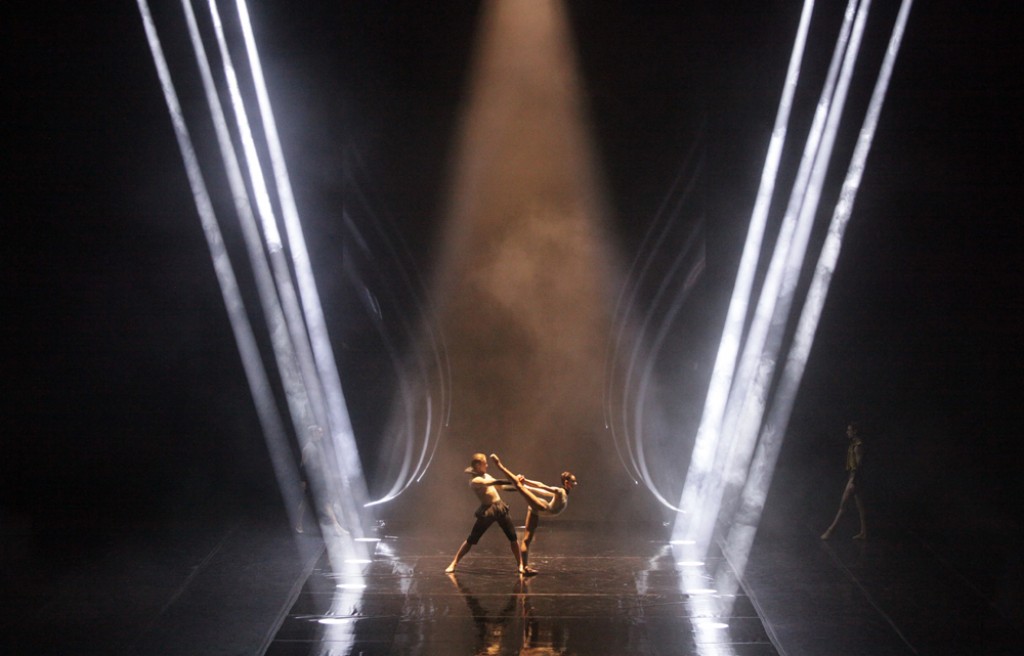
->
[[262, 513, 1023, 656], [3, 496, 1021, 654], [265, 523, 778, 656]]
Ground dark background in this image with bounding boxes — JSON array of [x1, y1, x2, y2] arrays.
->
[[5, 1, 1022, 547]]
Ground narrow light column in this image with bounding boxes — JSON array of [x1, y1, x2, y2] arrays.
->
[[673, 0, 818, 549], [725, 0, 915, 581]]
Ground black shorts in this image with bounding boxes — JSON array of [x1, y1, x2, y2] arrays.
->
[[466, 500, 517, 544]]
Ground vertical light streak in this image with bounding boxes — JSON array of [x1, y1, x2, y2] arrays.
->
[[673, 0, 817, 548], [135, 0, 304, 531], [204, 0, 326, 429], [723, 0, 874, 504], [717, 0, 859, 480], [204, 1, 280, 249], [233, 0, 377, 517], [205, 0, 367, 544], [194, 0, 333, 524], [727, 0, 914, 577], [699, 0, 870, 550]]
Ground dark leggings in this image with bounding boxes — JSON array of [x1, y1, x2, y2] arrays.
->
[[466, 502, 518, 544]]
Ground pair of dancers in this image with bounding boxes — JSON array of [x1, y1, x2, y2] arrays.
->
[[445, 453, 577, 576]]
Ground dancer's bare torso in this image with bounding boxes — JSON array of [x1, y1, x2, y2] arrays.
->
[[470, 474, 503, 506]]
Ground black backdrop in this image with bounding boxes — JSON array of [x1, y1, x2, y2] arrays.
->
[[5, 1, 1022, 537]]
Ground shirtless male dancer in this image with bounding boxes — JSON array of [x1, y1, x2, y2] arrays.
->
[[445, 453, 523, 574], [489, 453, 577, 576]]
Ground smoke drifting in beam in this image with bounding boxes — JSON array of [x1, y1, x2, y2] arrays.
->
[[671, 0, 913, 562], [138, 0, 375, 566], [374, 0, 652, 524]]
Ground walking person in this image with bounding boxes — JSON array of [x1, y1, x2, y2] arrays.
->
[[821, 422, 867, 540]]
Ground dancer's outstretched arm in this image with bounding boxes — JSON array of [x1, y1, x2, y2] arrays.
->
[[515, 474, 545, 487], [521, 479, 559, 493]]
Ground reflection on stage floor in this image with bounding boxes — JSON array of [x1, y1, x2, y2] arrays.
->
[[265, 523, 778, 655]]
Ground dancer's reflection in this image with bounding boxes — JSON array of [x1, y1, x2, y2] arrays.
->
[[447, 573, 519, 656], [448, 575, 569, 656], [518, 577, 569, 656]]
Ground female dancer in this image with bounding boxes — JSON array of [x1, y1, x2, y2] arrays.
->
[[489, 453, 577, 575]]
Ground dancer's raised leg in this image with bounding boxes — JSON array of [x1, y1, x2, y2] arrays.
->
[[490, 453, 550, 511]]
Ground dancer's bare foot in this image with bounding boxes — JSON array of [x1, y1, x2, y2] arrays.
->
[[820, 529, 833, 540], [444, 563, 456, 574], [520, 566, 539, 577], [852, 532, 867, 540]]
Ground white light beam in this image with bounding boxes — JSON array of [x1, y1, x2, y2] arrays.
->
[[727, 0, 915, 579], [233, 0, 376, 518], [136, 0, 304, 534], [701, 0, 871, 550], [205, 0, 366, 542], [673, 0, 817, 548]]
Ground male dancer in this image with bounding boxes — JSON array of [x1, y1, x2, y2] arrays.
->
[[821, 422, 867, 540], [489, 453, 577, 575], [445, 453, 523, 574]]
